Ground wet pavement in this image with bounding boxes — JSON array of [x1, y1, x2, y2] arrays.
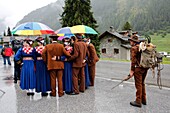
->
[[0, 59, 170, 113]]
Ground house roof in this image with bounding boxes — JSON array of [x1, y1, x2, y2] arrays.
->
[[99, 31, 146, 42], [99, 31, 129, 42], [121, 44, 131, 49]]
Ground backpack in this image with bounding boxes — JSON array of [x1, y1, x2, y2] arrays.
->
[[139, 42, 158, 68], [139, 35, 164, 89]]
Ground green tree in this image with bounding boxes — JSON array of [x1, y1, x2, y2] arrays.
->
[[3, 31, 6, 36], [0, 37, 3, 44], [44, 35, 49, 45], [122, 22, 132, 30], [60, 0, 100, 56], [7, 27, 12, 36]]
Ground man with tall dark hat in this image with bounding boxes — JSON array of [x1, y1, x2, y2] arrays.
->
[[42, 35, 71, 97], [67, 34, 88, 95], [128, 35, 149, 107]]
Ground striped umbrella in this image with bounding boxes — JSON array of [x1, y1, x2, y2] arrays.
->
[[57, 34, 75, 41], [55, 27, 75, 36], [71, 25, 98, 34], [12, 22, 55, 36]]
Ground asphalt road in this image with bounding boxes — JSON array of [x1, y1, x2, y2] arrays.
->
[[96, 60, 170, 88], [0, 59, 170, 113]]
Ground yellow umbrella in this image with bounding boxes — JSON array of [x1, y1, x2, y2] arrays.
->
[[71, 25, 98, 34]]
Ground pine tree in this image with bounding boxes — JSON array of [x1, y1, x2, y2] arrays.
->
[[3, 31, 6, 36], [7, 27, 12, 36], [122, 22, 132, 30], [60, 0, 100, 56], [45, 35, 49, 45]]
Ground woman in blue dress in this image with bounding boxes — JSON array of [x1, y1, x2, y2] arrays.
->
[[84, 60, 90, 88], [35, 37, 51, 96], [61, 37, 73, 94], [83, 38, 90, 89], [14, 38, 36, 96]]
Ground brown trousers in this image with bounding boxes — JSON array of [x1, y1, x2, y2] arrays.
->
[[50, 69, 63, 96], [134, 67, 148, 103], [88, 64, 96, 86], [72, 67, 85, 93]]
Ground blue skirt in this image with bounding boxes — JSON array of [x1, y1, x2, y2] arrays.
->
[[35, 60, 51, 93], [85, 64, 90, 88], [20, 60, 36, 90], [63, 62, 73, 93]]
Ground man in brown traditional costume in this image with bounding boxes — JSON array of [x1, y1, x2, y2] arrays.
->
[[42, 36, 70, 97], [68, 34, 88, 95], [128, 35, 149, 107]]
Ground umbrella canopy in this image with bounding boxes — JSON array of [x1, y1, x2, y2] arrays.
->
[[57, 34, 75, 41], [71, 25, 98, 34], [12, 22, 55, 35], [55, 27, 75, 36]]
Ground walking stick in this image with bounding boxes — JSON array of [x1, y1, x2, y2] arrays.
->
[[0, 89, 5, 98], [111, 74, 131, 89]]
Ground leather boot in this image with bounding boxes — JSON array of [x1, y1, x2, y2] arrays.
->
[[130, 101, 142, 107]]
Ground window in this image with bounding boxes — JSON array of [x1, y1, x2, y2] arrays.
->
[[114, 48, 119, 54], [108, 38, 112, 42], [102, 48, 106, 53]]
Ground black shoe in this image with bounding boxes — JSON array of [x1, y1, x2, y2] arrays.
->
[[65, 91, 73, 94], [27, 92, 32, 96], [142, 101, 147, 105], [50, 93, 56, 97], [130, 101, 142, 107], [27, 92, 34, 96], [67, 92, 79, 95], [79, 90, 84, 93], [41, 93, 48, 97], [14, 80, 17, 84], [30, 92, 34, 96]]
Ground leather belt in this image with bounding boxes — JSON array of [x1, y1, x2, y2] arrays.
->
[[37, 57, 43, 60], [23, 57, 33, 60]]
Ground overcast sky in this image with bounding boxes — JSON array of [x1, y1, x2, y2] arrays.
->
[[0, 0, 57, 33]]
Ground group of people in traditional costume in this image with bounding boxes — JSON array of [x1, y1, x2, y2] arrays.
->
[[13, 34, 99, 97]]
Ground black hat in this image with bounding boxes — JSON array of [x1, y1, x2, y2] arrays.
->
[[24, 38, 33, 45], [75, 34, 83, 39], [49, 35, 59, 41], [23, 38, 32, 41], [132, 32, 138, 35], [49, 35, 59, 38], [36, 37, 44, 43]]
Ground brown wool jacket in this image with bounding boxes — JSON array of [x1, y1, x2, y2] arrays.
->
[[87, 43, 99, 66], [130, 44, 141, 71], [68, 40, 88, 68], [42, 42, 71, 70]]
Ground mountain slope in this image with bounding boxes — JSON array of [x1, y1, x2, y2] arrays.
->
[[16, 0, 64, 30], [17, 0, 170, 33]]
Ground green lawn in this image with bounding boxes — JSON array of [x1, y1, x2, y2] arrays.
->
[[150, 34, 170, 52]]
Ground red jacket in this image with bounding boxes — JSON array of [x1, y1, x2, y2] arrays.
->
[[5, 47, 14, 56]]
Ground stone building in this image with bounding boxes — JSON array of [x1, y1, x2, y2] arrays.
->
[[99, 27, 145, 60]]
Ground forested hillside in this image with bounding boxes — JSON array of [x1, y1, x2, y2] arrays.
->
[[17, 0, 170, 34]]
